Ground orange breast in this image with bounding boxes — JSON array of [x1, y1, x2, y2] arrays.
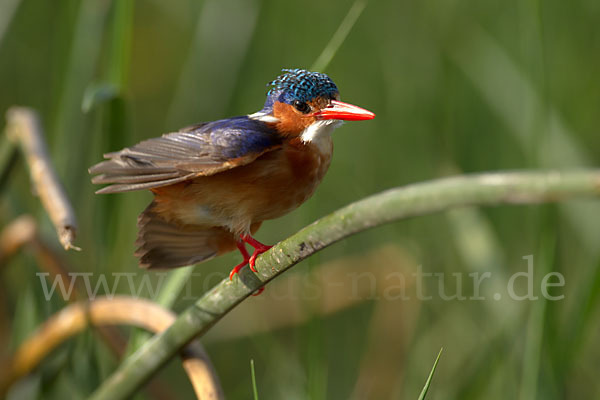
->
[[151, 138, 333, 235]]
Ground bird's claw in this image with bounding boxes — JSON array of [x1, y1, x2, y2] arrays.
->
[[229, 260, 249, 280], [251, 286, 265, 296], [230, 236, 271, 280], [248, 244, 273, 270]]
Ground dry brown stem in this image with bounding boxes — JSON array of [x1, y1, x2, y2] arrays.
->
[[1, 296, 223, 399], [5, 107, 79, 251]]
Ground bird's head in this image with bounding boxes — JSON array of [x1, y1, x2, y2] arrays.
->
[[250, 69, 375, 143]]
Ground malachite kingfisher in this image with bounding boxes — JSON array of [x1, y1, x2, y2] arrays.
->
[[90, 68, 375, 280]]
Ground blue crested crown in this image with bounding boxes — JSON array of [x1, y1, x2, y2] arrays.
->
[[267, 69, 339, 105]]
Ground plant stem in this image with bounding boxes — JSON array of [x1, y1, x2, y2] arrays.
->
[[89, 170, 600, 400], [5, 108, 79, 251], [311, 0, 367, 72]]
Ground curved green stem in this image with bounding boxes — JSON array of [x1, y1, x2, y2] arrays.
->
[[89, 170, 600, 400]]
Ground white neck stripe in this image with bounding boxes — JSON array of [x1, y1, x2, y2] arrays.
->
[[248, 112, 280, 123]]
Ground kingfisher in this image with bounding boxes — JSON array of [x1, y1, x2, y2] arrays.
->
[[90, 68, 375, 280]]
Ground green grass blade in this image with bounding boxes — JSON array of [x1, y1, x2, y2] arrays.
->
[[519, 233, 556, 400], [251, 359, 259, 400], [0, 133, 19, 190], [562, 257, 600, 368], [0, 0, 21, 50], [126, 267, 194, 354], [108, 0, 134, 88], [311, 0, 367, 72], [49, 0, 111, 183], [418, 348, 443, 400], [165, 0, 260, 128], [154, 268, 194, 306]]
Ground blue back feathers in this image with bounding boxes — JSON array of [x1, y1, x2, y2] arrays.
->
[[206, 116, 281, 159], [266, 69, 339, 106]]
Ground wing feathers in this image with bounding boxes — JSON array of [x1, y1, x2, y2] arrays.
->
[[94, 175, 196, 194], [92, 171, 182, 184], [89, 117, 281, 193]]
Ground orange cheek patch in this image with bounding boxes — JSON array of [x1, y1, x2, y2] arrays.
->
[[272, 102, 316, 136]]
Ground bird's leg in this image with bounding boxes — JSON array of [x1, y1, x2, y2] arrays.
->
[[229, 241, 251, 281], [241, 234, 273, 271], [230, 239, 266, 296]]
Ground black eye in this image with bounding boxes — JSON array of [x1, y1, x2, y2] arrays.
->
[[293, 100, 311, 114]]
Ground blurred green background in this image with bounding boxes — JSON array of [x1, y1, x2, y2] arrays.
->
[[1, 0, 600, 399]]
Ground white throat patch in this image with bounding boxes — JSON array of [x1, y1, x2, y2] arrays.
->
[[300, 120, 342, 152]]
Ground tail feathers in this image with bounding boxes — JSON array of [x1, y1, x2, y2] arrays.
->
[[135, 202, 235, 269]]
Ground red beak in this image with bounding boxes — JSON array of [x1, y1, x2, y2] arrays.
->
[[315, 100, 375, 121]]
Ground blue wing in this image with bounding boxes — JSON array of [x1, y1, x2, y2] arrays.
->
[[89, 116, 281, 194]]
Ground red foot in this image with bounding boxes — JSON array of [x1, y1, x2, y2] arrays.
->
[[242, 235, 273, 270], [251, 286, 265, 296], [228, 236, 272, 298], [229, 242, 250, 280]]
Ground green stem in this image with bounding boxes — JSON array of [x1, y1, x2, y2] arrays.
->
[[0, 132, 18, 190], [127, 268, 193, 354], [89, 170, 600, 400], [311, 0, 367, 72]]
